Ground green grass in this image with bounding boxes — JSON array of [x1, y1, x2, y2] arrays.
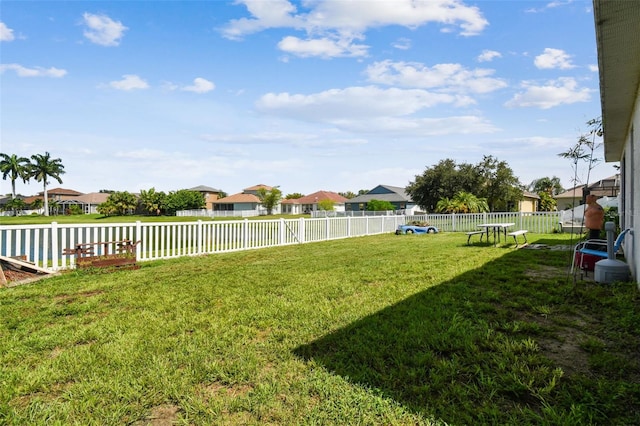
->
[[1, 232, 639, 425]]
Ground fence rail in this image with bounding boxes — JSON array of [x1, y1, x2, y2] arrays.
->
[[1, 212, 561, 272]]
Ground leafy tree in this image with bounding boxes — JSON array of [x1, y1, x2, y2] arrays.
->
[[285, 193, 304, 199], [436, 191, 488, 213], [475, 155, 522, 212], [339, 191, 357, 199], [48, 198, 61, 216], [256, 186, 282, 215], [165, 189, 205, 215], [366, 199, 395, 211], [538, 192, 556, 211], [97, 191, 138, 216], [96, 200, 118, 217], [435, 197, 458, 214], [29, 152, 65, 216], [318, 199, 335, 211], [139, 187, 167, 216], [357, 189, 369, 196], [528, 176, 564, 196], [30, 197, 44, 212], [0, 153, 31, 199], [407, 156, 521, 212], [407, 159, 480, 212], [67, 205, 83, 215], [5, 197, 27, 216], [454, 191, 489, 213]]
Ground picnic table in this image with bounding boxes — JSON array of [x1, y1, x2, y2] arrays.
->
[[477, 223, 515, 246]]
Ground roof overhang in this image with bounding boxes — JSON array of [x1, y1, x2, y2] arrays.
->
[[593, 0, 640, 161]]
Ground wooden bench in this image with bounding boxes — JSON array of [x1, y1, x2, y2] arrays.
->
[[63, 240, 140, 270], [466, 230, 485, 245], [507, 230, 528, 247]]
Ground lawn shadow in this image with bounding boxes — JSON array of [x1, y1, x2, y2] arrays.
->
[[293, 240, 608, 424]]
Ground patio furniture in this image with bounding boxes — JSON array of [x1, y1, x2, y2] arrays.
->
[[477, 223, 515, 246], [571, 228, 632, 274], [507, 230, 528, 247]]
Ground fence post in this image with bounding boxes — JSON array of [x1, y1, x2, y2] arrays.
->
[[325, 216, 330, 240], [280, 218, 285, 245], [299, 217, 306, 243], [197, 220, 203, 255], [243, 219, 249, 249], [452, 213, 456, 232], [50, 221, 58, 271]]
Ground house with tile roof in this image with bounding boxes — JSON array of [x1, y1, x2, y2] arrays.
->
[[281, 190, 349, 215], [344, 185, 419, 214], [188, 185, 224, 210], [554, 175, 620, 211], [211, 184, 278, 216]]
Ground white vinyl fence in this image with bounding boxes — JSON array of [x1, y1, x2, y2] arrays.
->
[[1, 212, 561, 272]]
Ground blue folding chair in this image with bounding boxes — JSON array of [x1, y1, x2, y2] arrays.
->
[[571, 228, 632, 274]]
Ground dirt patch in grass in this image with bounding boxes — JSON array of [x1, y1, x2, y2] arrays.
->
[[134, 404, 180, 426], [198, 381, 254, 400], [534, 320, 592, 377]]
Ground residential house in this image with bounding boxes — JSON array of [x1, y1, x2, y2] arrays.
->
[[344, 185, 419, 214], [212, 184, 278, 216], [593, 0, 640, 283], [36, 188, 84, 214], [74, 192, 110, 214], [518, 191, 540, 213], [554, 176, 620, 211], [281, 191, 348, 214], [555, 185, 585, 211], [188, 185, 224, 210]]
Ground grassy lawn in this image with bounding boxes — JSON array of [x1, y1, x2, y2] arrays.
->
[[1, 232, 639, 424]]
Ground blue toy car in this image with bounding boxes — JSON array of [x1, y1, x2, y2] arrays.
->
[[395, 225, 439, 235]]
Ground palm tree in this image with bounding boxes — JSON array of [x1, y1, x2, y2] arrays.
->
[[452, 191, 489, 213], [29, 152, 65, 216], [436, 197, 459, 214], [0, 153, 31, 199]]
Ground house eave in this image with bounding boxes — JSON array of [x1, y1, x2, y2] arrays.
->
[[594, 0, 640, 162]]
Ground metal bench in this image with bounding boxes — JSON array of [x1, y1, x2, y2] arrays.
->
[[507, 230, 528, 247], [466, 231, 485, 245]]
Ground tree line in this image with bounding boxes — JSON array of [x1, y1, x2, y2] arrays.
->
[[0, 152, 65, 216]]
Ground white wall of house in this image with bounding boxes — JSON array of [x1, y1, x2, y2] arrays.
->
[[621, 86, 639, 282]]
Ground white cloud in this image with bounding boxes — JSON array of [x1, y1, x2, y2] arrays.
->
[[588, 64, 598, 72], [392, 38, 412, 50], [365, 60, 507, 94], [183, 77, 215, 93], [0, 22, 15, 41], [278, 35, 368, 58], [108, 74, 149, 91], [257, 86, 465, 120], [223, 0, 488, 58], [255, 86, 498, 136], [332, 115, 498, 136], [221, 0, 302, 40], [505, 77, 591, 109], [0, 63, 67, 77], [82, 12, 128, 46], [534, 48, 574, 69], [477, 49, 501, 62], [201, 131, 367, 148]]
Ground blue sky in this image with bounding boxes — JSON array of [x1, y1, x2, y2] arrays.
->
[[1, 0, 618, 198]]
